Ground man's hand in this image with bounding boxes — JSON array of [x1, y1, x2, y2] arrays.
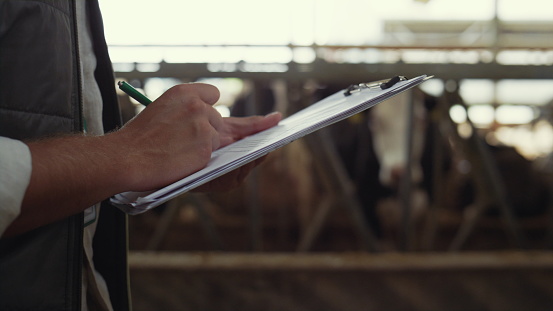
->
[[9, 83, 280, 236], [111, 83, 225, 192], [113, 84, 281, 192]]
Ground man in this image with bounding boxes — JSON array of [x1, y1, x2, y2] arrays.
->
[[0, 1, 281, 310]]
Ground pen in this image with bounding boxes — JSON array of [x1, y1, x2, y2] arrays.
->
[[118, 81, 152, 106]]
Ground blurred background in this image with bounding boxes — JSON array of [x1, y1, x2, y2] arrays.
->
[[100, 0, 553, 310]]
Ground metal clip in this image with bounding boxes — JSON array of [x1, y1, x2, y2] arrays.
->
[[344, 76, 408, 96]]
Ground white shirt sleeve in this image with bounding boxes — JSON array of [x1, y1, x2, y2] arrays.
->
[[0, 137, 32, 237]]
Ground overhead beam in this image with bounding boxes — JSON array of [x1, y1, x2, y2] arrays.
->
[[115, 62, 553, 83]]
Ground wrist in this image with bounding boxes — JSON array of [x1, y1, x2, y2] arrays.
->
[[100, 131, 143, 193]]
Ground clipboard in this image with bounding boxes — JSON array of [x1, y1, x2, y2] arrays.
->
[[111, 74, 433, 214]]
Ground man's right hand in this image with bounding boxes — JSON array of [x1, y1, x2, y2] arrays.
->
[[111, 83, 224, 192]]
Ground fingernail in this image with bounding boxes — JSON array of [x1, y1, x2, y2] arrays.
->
[[265, 111, 280, 117]]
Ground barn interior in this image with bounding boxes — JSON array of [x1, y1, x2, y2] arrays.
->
[[100, 0, 553, 310]]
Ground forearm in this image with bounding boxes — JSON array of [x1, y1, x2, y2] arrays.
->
[[5, 133, 130, 236]]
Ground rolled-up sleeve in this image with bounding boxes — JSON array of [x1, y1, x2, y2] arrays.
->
[[0, 137, 32, 237]]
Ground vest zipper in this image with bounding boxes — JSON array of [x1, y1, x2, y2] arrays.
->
[[73, 1, 85, 133], [70, 1, 85, 310]]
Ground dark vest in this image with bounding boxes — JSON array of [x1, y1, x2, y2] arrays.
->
[[0, 1, 129, 310]]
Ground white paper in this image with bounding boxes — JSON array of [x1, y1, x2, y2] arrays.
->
[[111, 75, 431, 214]]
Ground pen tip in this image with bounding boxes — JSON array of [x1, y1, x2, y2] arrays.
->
[[117, 81, 123, 86]]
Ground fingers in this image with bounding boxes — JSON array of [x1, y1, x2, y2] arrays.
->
[[205, 104, 224, 151], [207, 104, 224, 132], [164, 83, 224, 134], [151, 83, 220, 116], [241, 112, 282, 134], [190, 83, 220, 106], [153, 83, 223, 150], [210, 125, 221, 151], [256, 112, 282, 132], [124, 80, 281, 190], [165, 83, 220, 106], [220, 112, 282, 146]]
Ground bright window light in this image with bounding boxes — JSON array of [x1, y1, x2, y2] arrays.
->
[[497, 50, 553, 66], [497, 80, 553, 106], [419, 79, 444, 97], [108, 47, 163, 63], [496, 105, 535, 124], [450, 104, 467, 123], [498, 0, 553, 20], [100, 0, 499, 48], [99, 0, 551, 65], [293, 47, 317, 64], [468, 105, 494, 126], [460, 80, 495, 105], [136, 63, 160, 72]]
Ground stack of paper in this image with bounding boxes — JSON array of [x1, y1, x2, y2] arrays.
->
[[111, 75, 431, 214]]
